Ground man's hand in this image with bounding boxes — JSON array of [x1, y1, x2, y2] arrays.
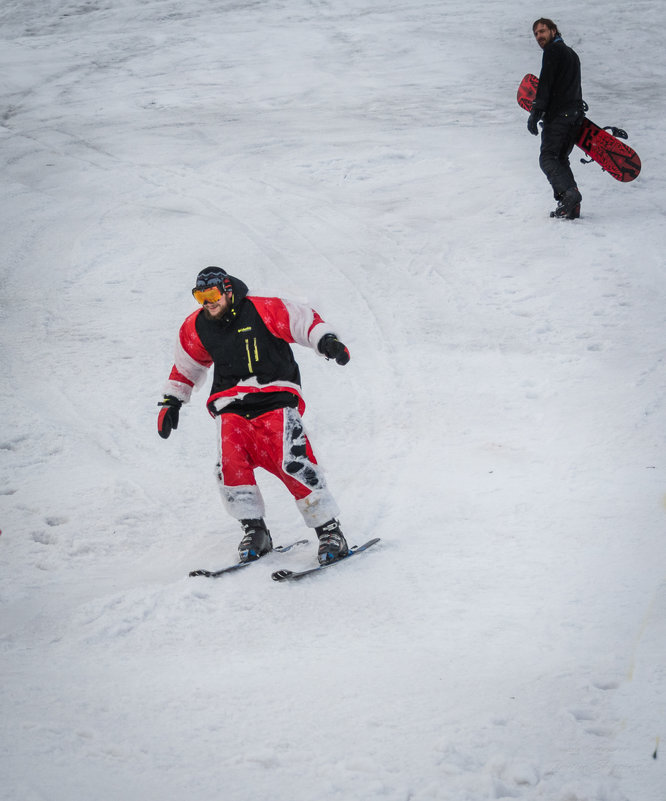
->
[[318, 334, 350, 365], [527, 107, 544, 136], [157, 395, 182, 439]]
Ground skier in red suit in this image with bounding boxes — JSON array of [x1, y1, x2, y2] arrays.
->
[[158, 266, 351, 565]]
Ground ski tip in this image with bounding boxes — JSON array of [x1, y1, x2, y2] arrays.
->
[[189, 569, 211, 577], [271, 569, 293, 582], [349, 537, 381, 550]]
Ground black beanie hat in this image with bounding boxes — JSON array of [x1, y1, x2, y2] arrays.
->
[[194, 266, 231, 292]]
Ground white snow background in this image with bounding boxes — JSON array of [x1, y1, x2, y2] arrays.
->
[[1, 1, 665, 799]]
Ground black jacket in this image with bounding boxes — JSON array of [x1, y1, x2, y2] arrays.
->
[[195, 278, 301, 416], [534, 36, 583, 120]]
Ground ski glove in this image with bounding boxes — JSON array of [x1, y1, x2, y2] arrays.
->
[[527, 108, 544, 136], [157, 395, 182, 439], [318, 333, 350, 365]]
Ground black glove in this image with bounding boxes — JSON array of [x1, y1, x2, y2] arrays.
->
[[318, 333, 350, 365], [527, 107, 544, 136], [157, 395, 182, 439]]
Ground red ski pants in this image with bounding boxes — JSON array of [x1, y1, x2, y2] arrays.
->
[[217, 406, 323, 500]]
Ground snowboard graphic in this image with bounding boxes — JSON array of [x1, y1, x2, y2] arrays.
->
[[517, 73, 641, 183]]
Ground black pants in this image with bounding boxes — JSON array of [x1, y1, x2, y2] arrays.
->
[[539, 113, 583, 198]]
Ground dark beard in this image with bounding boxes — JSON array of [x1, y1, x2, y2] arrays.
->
[[202, 305, 229, 323]]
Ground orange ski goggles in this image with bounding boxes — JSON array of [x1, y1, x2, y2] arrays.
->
[[192, 285, 224, 305]]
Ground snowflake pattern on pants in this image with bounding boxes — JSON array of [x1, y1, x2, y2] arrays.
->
[[215, 406, 338, 526]]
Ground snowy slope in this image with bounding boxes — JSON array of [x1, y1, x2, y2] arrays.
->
[[1, 1, 665, 799]]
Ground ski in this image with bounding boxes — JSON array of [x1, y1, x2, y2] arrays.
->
[[189, 539, 309, 578], [271, 537, 381, 582]]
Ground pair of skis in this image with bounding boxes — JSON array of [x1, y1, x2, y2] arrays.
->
[[189, 537, 380, 582]]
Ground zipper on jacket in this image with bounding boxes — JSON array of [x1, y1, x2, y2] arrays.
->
[[244, 337, 259, 373]]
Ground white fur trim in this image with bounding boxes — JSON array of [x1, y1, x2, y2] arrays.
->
[[217, 483, 266, 521], [309, 322, 337, 355], [296, 489, 340, 528], [210, 380, 303, 413], [163, 380, 194, 403], [173, 339, 210, 388], [275, 298, 335, 351]]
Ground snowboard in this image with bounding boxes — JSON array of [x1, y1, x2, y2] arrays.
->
[[517, 73, 641, 183]]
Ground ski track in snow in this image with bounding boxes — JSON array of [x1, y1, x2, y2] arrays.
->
[[1, 1, 665, 800]]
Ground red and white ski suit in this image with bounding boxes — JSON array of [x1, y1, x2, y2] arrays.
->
[[164, 286, 341, 527]]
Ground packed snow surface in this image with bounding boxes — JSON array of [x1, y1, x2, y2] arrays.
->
[[1, 1, 665, 799]]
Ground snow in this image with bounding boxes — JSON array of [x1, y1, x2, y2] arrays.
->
[[1, 1, 665, 799]]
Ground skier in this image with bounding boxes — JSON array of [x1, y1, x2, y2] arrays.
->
[[157, 265, 351, 565], [527, 18, 585, 219]]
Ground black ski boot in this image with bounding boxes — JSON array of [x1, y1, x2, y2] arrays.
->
[[551, 186, 582, 219], [315, 519, 349, 565], [238, 518, 273, 562]]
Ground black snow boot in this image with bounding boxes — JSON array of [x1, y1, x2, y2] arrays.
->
[[551, 186, 582, 219], [315, 519, 349, 565], [238, 519, 273, 562]]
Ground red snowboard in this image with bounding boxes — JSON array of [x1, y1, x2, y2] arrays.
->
[[517, 73, 641, 182]]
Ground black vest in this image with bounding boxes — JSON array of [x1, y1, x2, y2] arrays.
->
[[195, 298, 301, 415]]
